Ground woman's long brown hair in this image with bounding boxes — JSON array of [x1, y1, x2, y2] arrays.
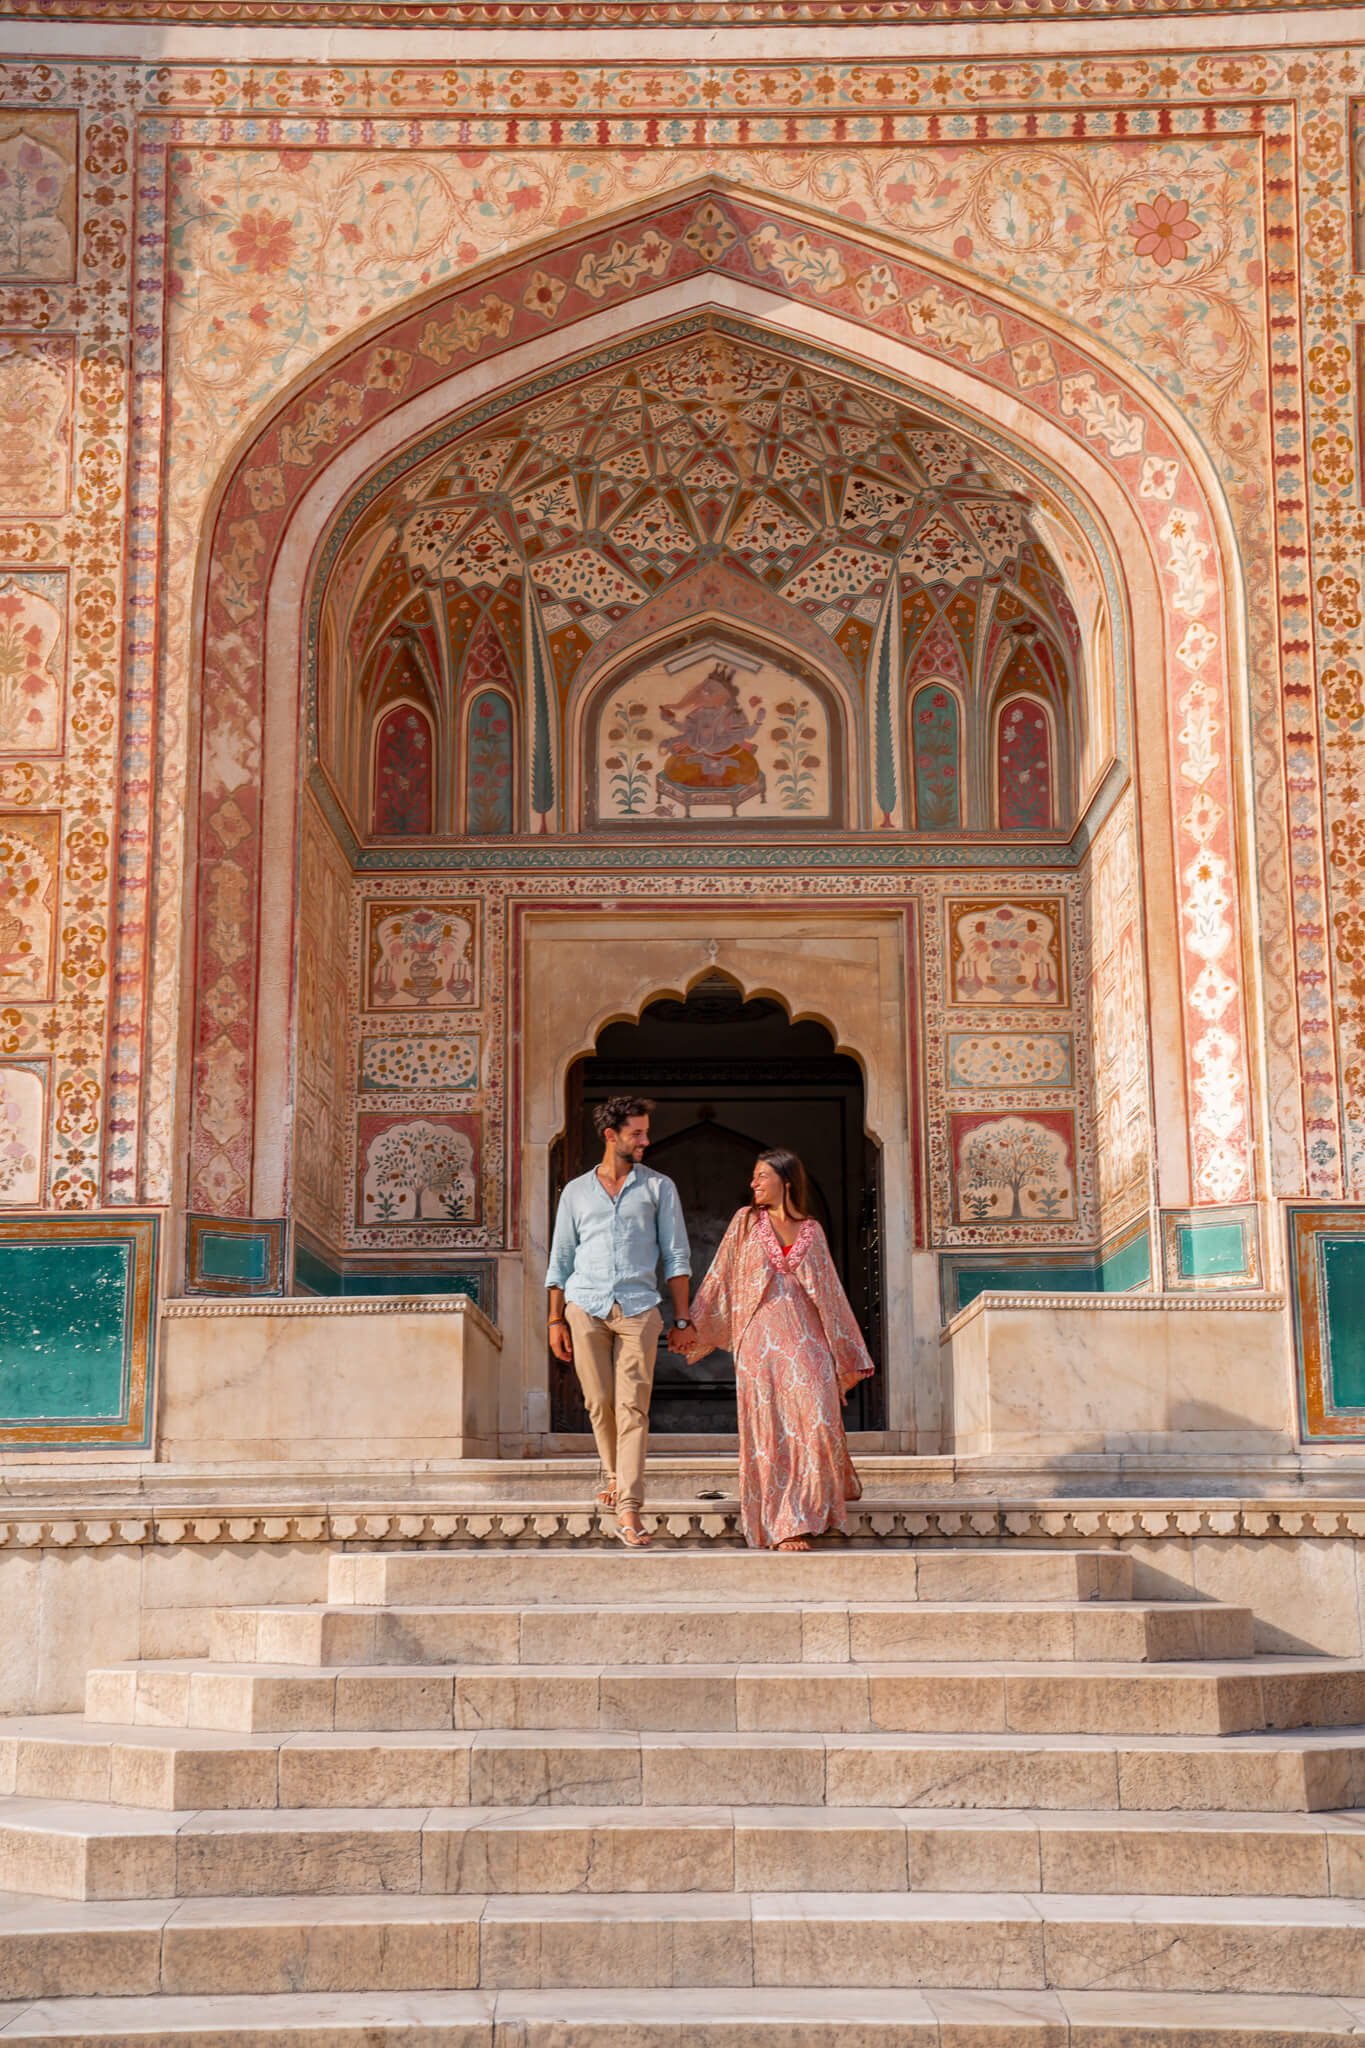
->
[[751, 1146, 811, 1221]]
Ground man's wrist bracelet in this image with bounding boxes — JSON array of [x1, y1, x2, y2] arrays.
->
[[548, 1317, 567, 1326]]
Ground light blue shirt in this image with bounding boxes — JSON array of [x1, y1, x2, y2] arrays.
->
[[547, 1164, 691, 1319]]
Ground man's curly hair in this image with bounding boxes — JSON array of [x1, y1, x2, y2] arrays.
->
[[593, 1094, 654, 1138]]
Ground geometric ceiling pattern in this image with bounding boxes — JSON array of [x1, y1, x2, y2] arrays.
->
[[327, 326, 1079, 727]]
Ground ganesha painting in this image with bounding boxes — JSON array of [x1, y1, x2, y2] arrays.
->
[[589, 642, 838, 827]]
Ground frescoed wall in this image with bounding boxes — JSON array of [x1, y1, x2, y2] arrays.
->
[[1087, 792, 1155, 1244], [0, 30, 1359, 1441], [293, 792, 352, 1253]]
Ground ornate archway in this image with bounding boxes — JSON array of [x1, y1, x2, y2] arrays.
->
[[175, 184, 1268, 1449], [180, 184, 1257, 1368]]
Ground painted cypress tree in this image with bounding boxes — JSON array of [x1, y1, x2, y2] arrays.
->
[[873, 577, 899, 827], [527, 584, 555, 830]]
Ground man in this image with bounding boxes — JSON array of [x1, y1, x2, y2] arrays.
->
[[546, 1095, 693, 1548]]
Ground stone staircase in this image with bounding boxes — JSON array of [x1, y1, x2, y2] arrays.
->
[[2, 1541, 1365, 2041]]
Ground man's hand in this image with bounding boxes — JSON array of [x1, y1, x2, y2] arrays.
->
[[549, 1320, 573, 1365]]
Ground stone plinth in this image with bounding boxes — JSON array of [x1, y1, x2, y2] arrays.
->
[[157, 1297, 502, 1465], [940, 1293, 1293, 1460]]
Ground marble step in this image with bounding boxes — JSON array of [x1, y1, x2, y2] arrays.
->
[[328, 1547, 1134, 1607], [8, 1718, 1365, 1814], [206, 1600, 1254, 1669], [6, 1891, 1365, 1999], [3, 1799, 1365, 1902], [82, 1656, 1365, 1737], [4, 1985, 1365, 2047]]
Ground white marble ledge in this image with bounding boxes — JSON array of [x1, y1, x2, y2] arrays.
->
[[161, 1293, 501, 1347], [941, 1290, 1286, 1339]]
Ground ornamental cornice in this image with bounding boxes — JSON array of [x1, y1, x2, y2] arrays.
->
[[943, 1291, 1285, 1336], [0, 0, 1352, 28], [0, 1497, 1363, 1548], [161, 1293, 501, 1345]]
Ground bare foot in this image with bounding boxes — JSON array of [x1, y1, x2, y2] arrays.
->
[[616, 1513, 652, 1548], [595, 1485, 617, 1509], [776, 1535, 812, 1552]]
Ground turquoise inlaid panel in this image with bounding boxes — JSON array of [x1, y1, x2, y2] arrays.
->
[[1177, 1221, 1246, 1280], [955, 1265, 1093, 1311], [0, 1240, 131, 1421], [1321, 1238, 1365, 1410], [198, 1231, 269, 1284], [941, 1223, 1150, 1320], [294, 1239, 494, 1314], [1290, 1207, 1365, 1438], [1100, 1228, 1152, 1294], [1161, 1203, 1260, 1290], [185, 1213, 285, 1296]]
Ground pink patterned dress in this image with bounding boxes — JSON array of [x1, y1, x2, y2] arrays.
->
[[689, 1208, 875, 1549]]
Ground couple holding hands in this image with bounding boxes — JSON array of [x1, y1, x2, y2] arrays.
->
[[547, 1094, 873, 1550]]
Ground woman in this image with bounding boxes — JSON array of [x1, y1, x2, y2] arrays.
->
[[676, 1149, 873, 1552]]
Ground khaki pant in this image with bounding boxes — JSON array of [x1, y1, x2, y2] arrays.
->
[[564, 1301, 662, 1512]]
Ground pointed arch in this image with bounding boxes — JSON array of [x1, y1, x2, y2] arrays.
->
[[994, 691, 1056, 832], [460, 613, 519, 835], [188, 185, 1254, 1224], [465, 690, 517, 835], [909, 680, 963, 832], [357, 616, 443, 837], [371, 700, 435, 837]]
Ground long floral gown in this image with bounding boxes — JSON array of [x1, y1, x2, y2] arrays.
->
[[689, 1208, 875, 1548]]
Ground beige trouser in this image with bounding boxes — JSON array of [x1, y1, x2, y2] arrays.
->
[[564, 1301, 662, 1512]]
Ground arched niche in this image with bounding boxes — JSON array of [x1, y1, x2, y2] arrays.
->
[[908, 680, 963, 832], [553, 969, 884, 1435], [463, 687, 517, 836], [371, 700, 435, 838], [517, 910, 916, 1441], [577, 627, 852, 832]]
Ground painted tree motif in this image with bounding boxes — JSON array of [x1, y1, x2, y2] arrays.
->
[[364, 1120, 475, 1222], [959, 1116, 1071, 1221], [996, 695, 1053, 830], [372, 704, 433, 835], [0, 132, 73, 279], [467, 692, 514, 834], [911, 684, 961, 829]]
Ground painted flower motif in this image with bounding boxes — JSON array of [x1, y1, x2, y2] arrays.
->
[[1131, 194, 1199, 267], [226, 211, 297, 274], [522, 269, 567, 319]]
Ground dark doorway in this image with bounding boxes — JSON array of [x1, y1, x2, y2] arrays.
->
[[549, 973, 885, 1435]]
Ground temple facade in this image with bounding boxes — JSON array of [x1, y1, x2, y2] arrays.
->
[[0, 7, 1362, 1495]]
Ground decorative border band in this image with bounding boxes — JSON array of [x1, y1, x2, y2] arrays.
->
[[0, 1498, 1360, 1549], [1, 0, 1351, 23]]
